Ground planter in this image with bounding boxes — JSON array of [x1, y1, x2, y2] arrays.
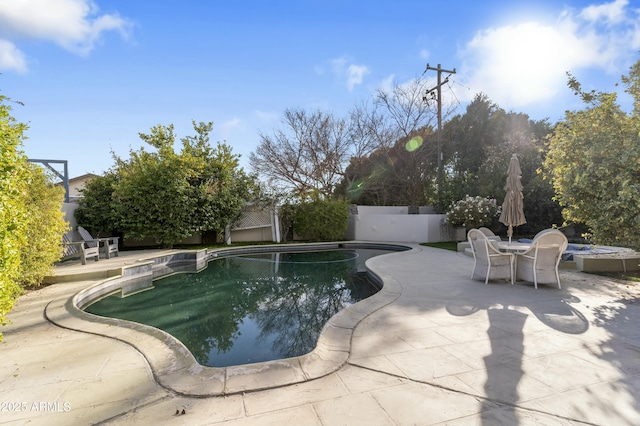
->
[[455, 227, 467, 242]]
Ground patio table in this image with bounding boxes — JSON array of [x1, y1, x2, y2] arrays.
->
[[497, 242, 531, 253]]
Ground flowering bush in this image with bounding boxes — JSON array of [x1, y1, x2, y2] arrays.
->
[[446, 195, 500, 228]]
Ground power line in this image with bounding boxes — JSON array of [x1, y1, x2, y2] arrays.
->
[[445, 79, 463, 110]]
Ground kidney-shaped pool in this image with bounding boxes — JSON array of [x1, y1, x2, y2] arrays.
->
[[84, 248, 404, 367]]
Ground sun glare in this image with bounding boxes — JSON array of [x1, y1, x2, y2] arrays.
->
[[497, 23, 559, 93], [464, 16, 589, 107], [460, 0, 634, 111]]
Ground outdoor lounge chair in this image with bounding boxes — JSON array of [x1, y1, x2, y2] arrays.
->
[[78, 226, 119, 259], [468, 228, 514, 285], [515, 229, 568, 289], [61, 233, 100, 265]]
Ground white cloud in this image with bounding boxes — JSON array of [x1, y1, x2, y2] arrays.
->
[[346, 64, 370, 91], [330, 55, 370, 91], [456, 0, 640, 108], [0, 40, 27, 73], [580, 0, 629, 24], [0, 0, 131, 71]]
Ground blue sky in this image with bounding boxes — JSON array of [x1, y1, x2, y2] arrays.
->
[[1, 0, 639, 179]]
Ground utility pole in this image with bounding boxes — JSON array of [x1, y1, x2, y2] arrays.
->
[[424, 63, 455, 207]]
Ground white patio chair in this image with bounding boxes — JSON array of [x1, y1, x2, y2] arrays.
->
[[478, 227, 502, 242], [516, 229, 568, 289], [468, 228, 514, 285]]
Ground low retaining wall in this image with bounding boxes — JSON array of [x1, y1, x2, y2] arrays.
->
[[574, 253, 640, 272], [346, 213, 452, 243]]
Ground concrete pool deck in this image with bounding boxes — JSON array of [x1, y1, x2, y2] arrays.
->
[[2, 244, 640, 425]]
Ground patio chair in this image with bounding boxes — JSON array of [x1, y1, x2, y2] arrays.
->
[[468, 228, 514, 285], [515, 229, 568, 289], [478, 227, 502, 242], [78, 226, 119, 259], [61, 233, 100, 265]]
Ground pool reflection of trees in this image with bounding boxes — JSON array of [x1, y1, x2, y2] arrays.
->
[[85, 250, 381, 367]]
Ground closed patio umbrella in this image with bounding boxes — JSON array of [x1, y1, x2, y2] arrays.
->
[[499, 154, 526, 244]]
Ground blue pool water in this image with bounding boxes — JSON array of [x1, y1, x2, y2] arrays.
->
[[84, 248, 400, 367]]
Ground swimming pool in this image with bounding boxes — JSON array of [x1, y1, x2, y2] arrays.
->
[[84, 248, 400, 367], [46, 242, 412, 395]]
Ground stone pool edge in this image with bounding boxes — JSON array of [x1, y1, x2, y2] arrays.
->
[[44, 242, 414, 397]]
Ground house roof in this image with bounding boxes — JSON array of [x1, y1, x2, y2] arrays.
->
[[68, 173, 99, 183]]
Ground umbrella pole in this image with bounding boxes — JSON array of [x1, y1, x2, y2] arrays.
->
[[508, 225, 513, 244]]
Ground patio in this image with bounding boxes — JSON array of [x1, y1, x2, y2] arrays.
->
[[2, 244, 640, 425]]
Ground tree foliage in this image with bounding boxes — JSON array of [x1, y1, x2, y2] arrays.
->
[[544, 66, 640, 249], [0, 96, 67, 338], [339, 128, 437, 206], [339, 77, 443, 206], [0, 96, 28, 333], [438, 94, 560, 233], [80, 121, 256, 248]]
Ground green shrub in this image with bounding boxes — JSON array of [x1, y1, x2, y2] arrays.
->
[[293, 199, 349, 241], [75, 172, 119, 236], [107, 122, 255, 248], [0, 97, 30, 335], [20, 165, 68, 286], [0, 97, 67, 340]]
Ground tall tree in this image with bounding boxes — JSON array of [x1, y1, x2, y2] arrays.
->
[[544, 65, 640, 249], [340, 128, 437, 206], [339, 77, 441, 205], [440, 93, 503, 202], [250, 108, 351, 198], [373, 77, 437, 137], [253, 77, 443, 202], [437, 93, 560, 233], [109, 121, 255, 247]]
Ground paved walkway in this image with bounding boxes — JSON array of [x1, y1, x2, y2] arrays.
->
[[2, 245, 640, 425]]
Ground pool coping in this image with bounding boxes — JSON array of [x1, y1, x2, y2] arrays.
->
[[44, 242, 413, 397]]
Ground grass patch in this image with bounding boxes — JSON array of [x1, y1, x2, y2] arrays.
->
[[420, 242, 458, 251]]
